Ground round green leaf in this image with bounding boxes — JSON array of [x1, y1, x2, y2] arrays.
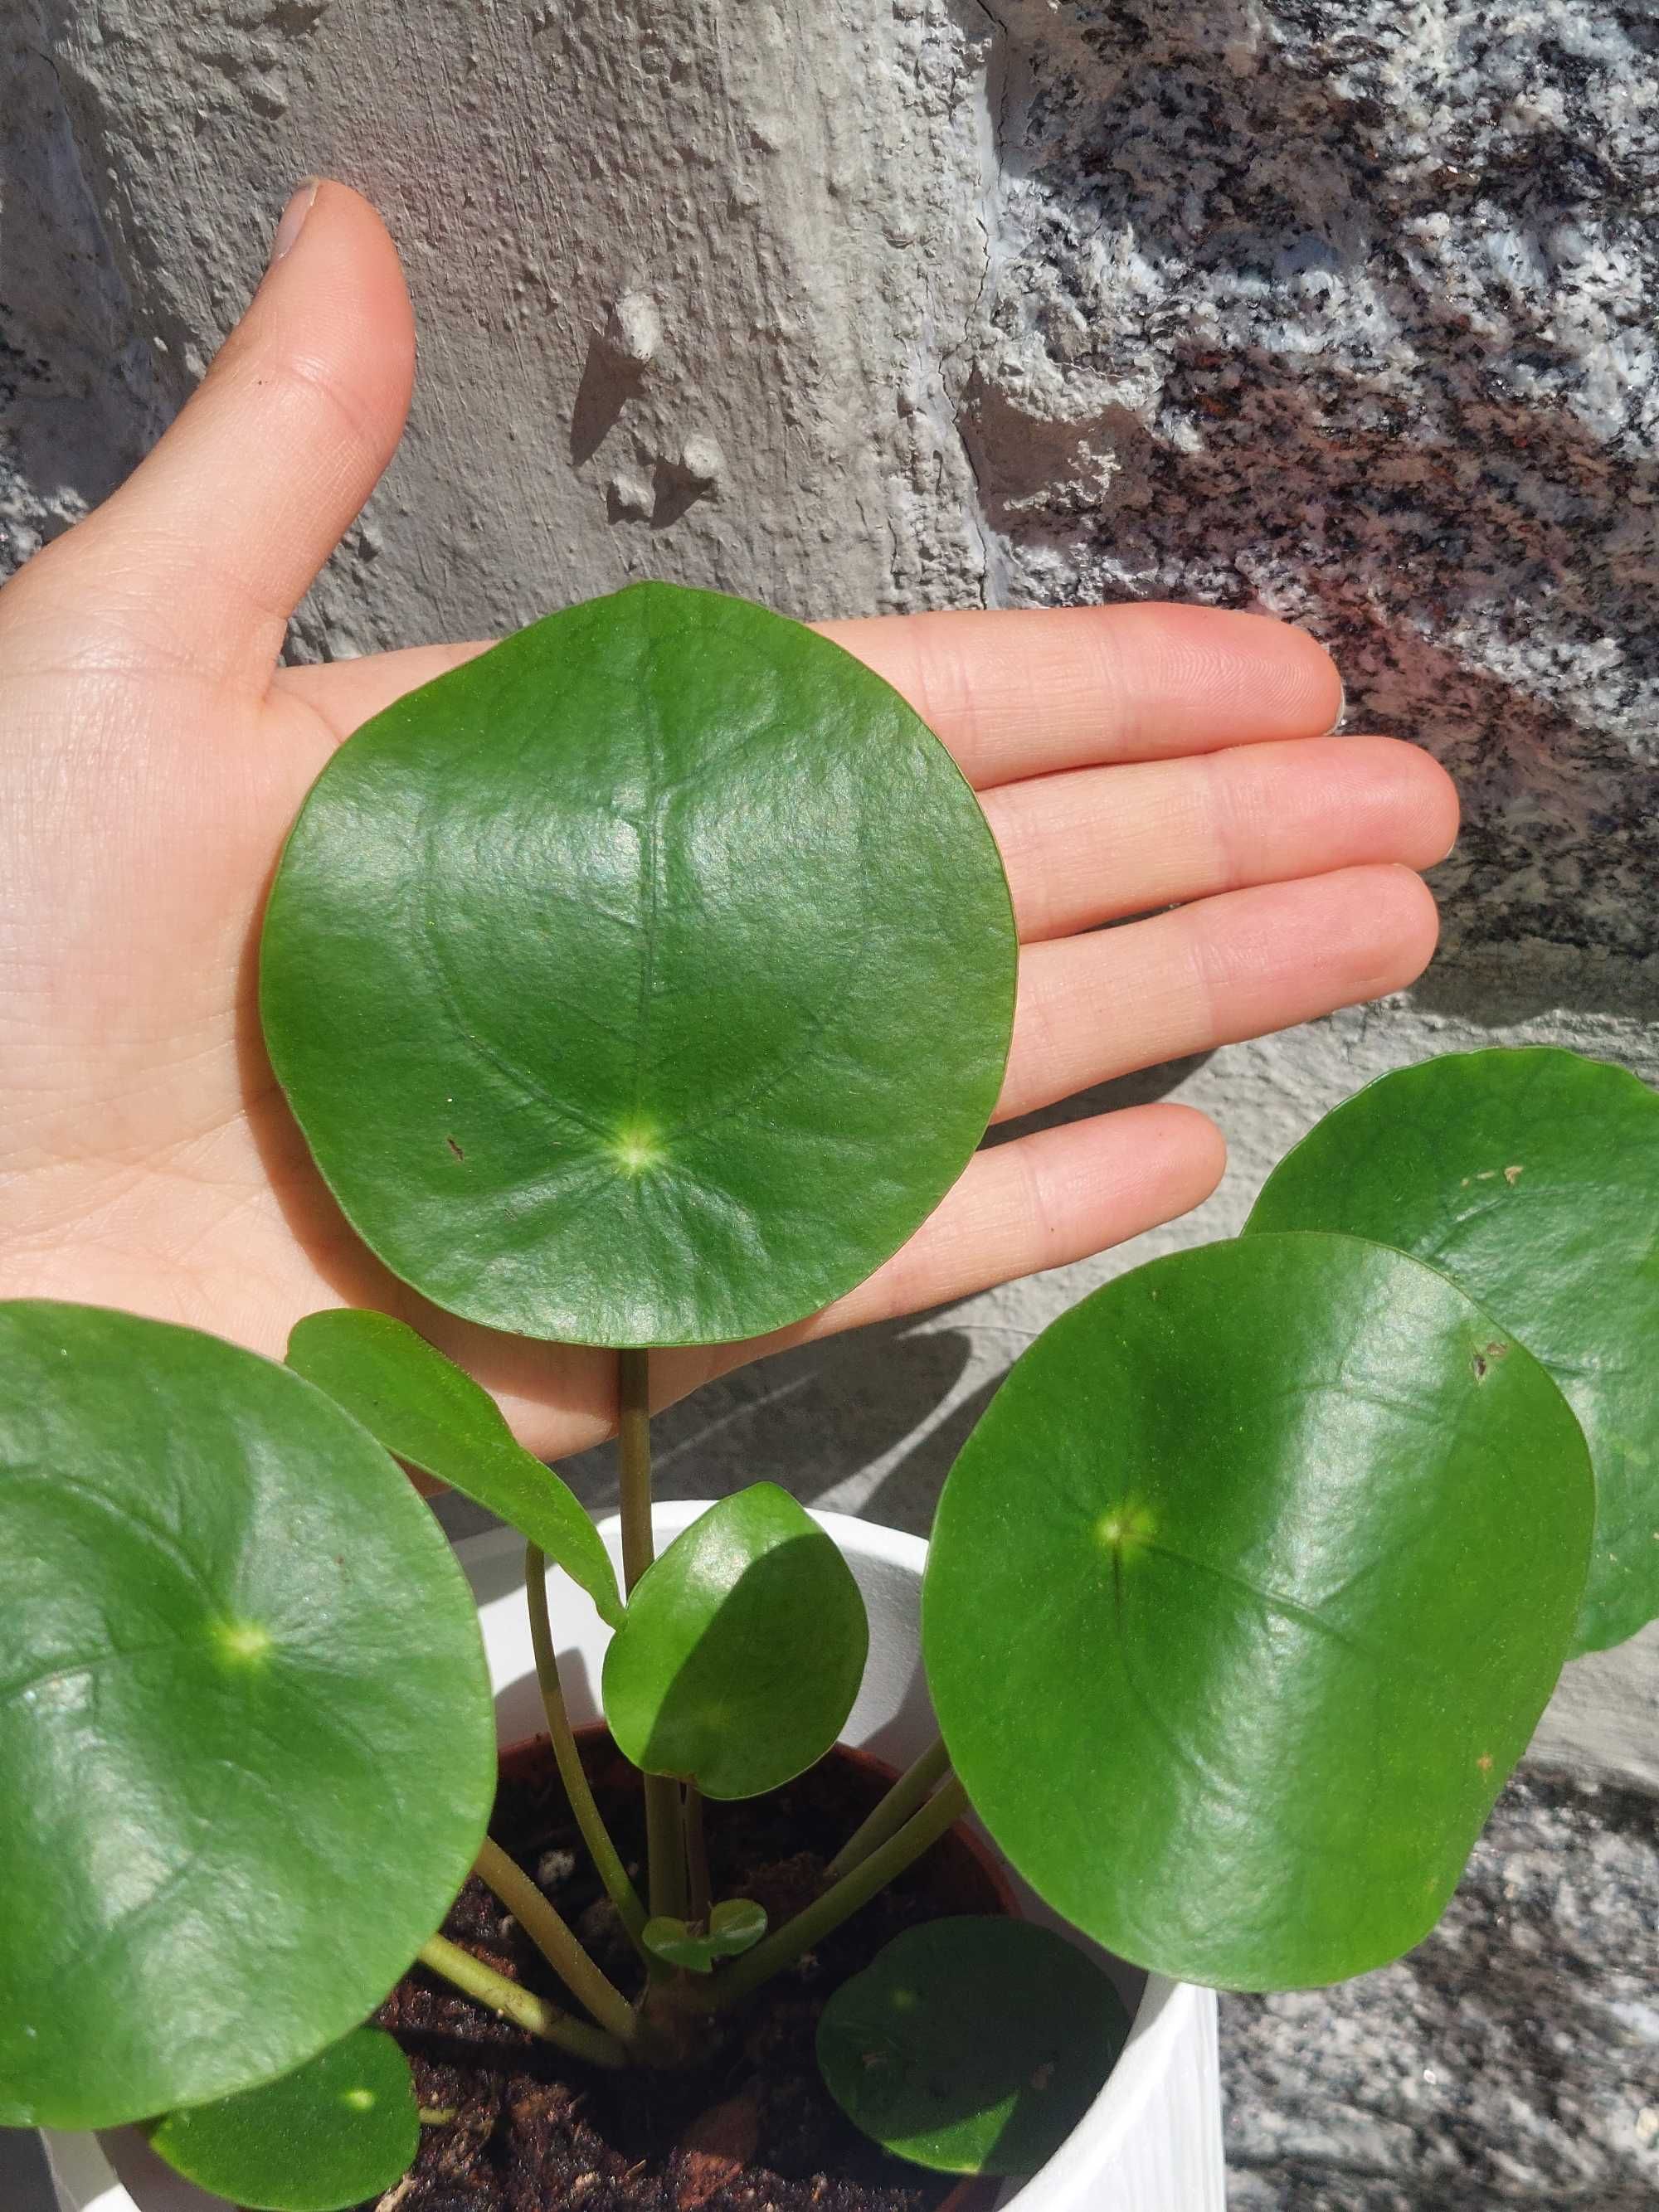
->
[[817, 1918, 1130, 2176], [148, 2028, 418, 2212], [642, 1898, 767, 1974], [922, 1236, 1593, 1991], [1246, 1046, 1659, 1654], [260, 581, 1016, 1348], [285, 1309, 622, 1628], [0, 1303, 497, 2129], [601, 1485, 868, 1798]]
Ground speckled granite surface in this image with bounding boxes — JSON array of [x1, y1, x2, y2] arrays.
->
[[1222, 1773, 1659, 2208], [969, 2, 1659, 965]]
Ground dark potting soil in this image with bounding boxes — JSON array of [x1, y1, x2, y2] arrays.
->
[[371, 1734, 1000, 2212]]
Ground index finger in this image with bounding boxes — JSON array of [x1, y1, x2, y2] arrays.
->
[[813, 601, 1344, 788], [276, 599, 1343, 794]]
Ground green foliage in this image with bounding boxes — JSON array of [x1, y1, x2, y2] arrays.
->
[[0, 1302, 497, 2129], [286, 1309, 622, 1627], [1247, 1045, 1659, 1654], [260, 581, 1016, 1349], [148, 2029, 418, 2212], [922, 1235, 1593, 1991], [817, 1918, 1130, 2176], [602, 1485, 868, 1799], [642, 1898, 767, 1974]]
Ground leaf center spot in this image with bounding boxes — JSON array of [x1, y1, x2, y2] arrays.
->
[[211, 1618, 275, 1666], [1093, 1502, 1155, 1556], [343, 2087, 377, 2112], [610, 1120, 667, 1175]]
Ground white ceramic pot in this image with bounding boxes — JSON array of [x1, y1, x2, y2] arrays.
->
[[43, 1505, 1224, 2212]]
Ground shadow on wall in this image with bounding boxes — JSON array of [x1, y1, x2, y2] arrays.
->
[[0, 8, 162, 564], [562, 1314, 992, 1541]]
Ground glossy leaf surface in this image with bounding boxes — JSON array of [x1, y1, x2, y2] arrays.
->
[[0, 1303, 496, 2128], [148, 2028, 418, 2212], [923, 1236, 1593, 1991], [817, 1918, 1130, 2176], [1247, 1046, 1659, 1653], [286, 1308, 621, 1628], [642, 1898, 767, 1974], [602, 1485, 868, 1798], [260, 582, 1016, 1347]]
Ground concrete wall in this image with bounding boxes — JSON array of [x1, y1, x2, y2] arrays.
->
[[4, 7, 1656, 2201]]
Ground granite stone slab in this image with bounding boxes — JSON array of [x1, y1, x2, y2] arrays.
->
[[1223, 1773, 1659, 2208]]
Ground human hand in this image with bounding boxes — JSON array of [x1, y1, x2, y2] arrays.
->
[[0, 183, 1457, 1456]]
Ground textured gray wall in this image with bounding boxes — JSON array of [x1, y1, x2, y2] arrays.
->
[[3, 3, 1657, 2204]]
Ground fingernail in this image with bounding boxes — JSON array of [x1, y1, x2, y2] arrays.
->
[[269, 179, 319, 268], [1322, 678, 1347, 737]]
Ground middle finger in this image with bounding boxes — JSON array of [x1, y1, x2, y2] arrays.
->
[[984, 734, 1457, 945]]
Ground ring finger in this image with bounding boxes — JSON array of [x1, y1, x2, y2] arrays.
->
[[984, 734, 1457, 945]]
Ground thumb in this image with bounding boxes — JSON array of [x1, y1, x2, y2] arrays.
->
[[6, 181, 414, 691]]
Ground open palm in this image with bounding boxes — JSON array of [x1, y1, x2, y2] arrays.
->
[[0, 184, 1456, 1458]]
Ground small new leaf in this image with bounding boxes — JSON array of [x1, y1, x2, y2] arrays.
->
[[602, 1485, 868, 1799], [643, 1898, 768, 1975], [287, 1309, 622, 1629], [817, 1918, 1130, 2176], [148, 2027, 419, 2212]]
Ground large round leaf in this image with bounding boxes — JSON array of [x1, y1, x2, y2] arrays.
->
[[817, 1918, 1131, 2176], [285, 1309, 622, 1628], [601, 1485, 868, 1798], [0, 1303, 497, 2128], [148, 2028, 418, 2212], [260, 582, 1016, 1348], [1246, 1046, 1659, 1654], [922, 1236, 1593, 1991]]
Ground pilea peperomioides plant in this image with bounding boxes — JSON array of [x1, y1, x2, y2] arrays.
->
[[2, 584, 1656, 2211]]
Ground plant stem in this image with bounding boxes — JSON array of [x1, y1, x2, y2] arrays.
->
[[416, 1935, 627, 2068], [645, 1775, 688, 1919], [684, 1784, 711, 1926], [473, 1835, 639, 2045], [524, 1541, 649, 1949], [701, 1777, 969, 2014], [615, 1346, 689, 1920], [825, 1737, 951, 1880], [616, 1347, 656, 1592]]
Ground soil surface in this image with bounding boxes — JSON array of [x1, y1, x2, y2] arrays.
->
[[372, 1735, 999, 2212]]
